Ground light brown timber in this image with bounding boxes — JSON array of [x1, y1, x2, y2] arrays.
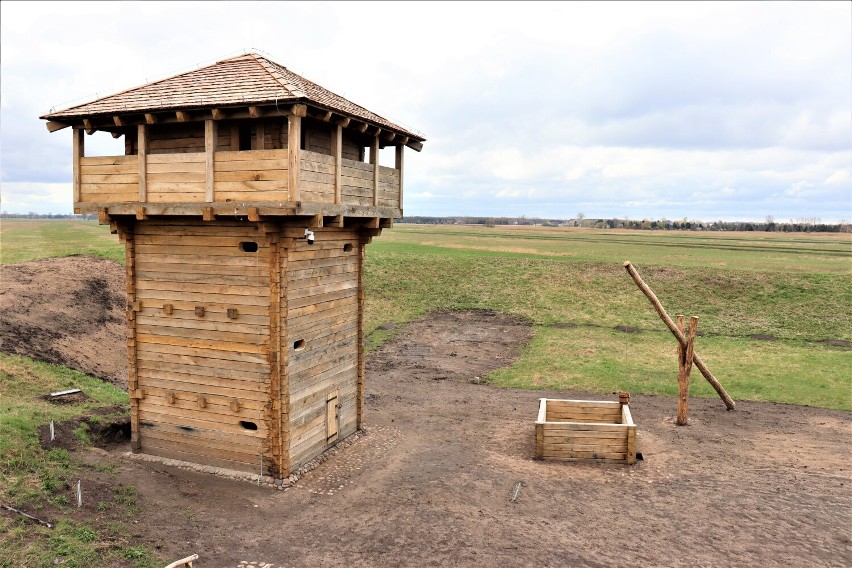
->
[[623, 261, 735, 410]]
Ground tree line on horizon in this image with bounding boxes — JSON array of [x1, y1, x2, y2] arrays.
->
[[398, 215, 851, 233], [1, 212, 848, 233]]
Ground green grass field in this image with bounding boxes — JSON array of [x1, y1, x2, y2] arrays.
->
[[1, 219, 850, 409]]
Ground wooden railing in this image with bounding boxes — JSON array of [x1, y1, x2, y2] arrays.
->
[[78, 148, 400, 209]]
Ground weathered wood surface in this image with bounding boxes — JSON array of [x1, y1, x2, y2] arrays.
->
[[133, 221, 272, 472], [677, 315, 698, 426], [80, 155, 138, 202], [623, 261, 735, 410], [535, 398, 636, 464], [285, 228, 360, 470]]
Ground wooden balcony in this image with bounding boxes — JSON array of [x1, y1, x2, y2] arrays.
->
[[75, 145, 403, 219]]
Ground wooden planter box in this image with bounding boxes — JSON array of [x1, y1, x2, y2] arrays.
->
[[534, 399, 636, 464]]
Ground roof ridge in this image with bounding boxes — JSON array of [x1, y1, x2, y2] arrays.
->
[[250, 53, 306, 99]]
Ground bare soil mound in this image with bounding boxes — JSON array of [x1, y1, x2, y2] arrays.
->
[[0, 255, 128, 389]]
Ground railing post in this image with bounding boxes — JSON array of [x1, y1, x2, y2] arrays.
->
[[72, 127, 84, 207], [395, 144, 404, 209], [288, 113, 302, 202], [370, 135, 379, 207], [205, 119, 216, 202], [332, 124, 342, 204], [137, 124, 147, 202]]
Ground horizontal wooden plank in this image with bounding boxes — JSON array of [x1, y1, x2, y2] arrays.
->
[[142, 392, 265, 417], [137, 341, 269, 365], [214, 180, 287, 191], [80, 155, 137, 166], [141, 430, 264, 462], [147, 152, 205, 164], [146, 192, 206, 203], [146, 172, 207, 184], [287, 295, 357, 319], [137, 323, 266, 346], [139, 407, 265, 437], [287, 288, 357, 310], [539, 423, 630, 433], [540, 448, 627, 461], [214, 149, 288, 162], [137, 356, 268, 380], [340, 158, 372, 172], [135, 289, 269, 308], [541, 430, 627, 440], [146, 161, 205, 175], [137, 333, 267, 354], [134, 234, 268, 248], [340, 195, 372, 207], [214, 170, 287, 182], [288, 278, 358, 301], [136, 279, 267, 297], [301, 150, 335, 165], [137, 371, 268, 399], [139, 443, 262, 474], [80, 173, 138, 184], [299, 160, 335, 175], [288, 339, 356, 377], [138, 313, 268, 334], [545, 400, 621, 409]]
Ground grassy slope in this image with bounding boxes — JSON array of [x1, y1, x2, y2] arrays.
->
[[1, 219, 850, 409], [0, 354, 160, 567]]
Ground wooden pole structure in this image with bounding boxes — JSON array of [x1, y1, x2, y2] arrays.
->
[[676, 315, 698, 425], [623, 261, 735, 410]]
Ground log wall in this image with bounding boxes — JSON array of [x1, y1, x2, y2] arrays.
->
[[285, 228, 361, 470], [133, 221, 273, 473]]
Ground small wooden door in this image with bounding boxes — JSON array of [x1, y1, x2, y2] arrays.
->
[[326, 390, 339, 443]]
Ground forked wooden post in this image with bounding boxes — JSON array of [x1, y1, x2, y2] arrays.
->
[[623, 261, 735, 410], [676, 315, 698, 425]]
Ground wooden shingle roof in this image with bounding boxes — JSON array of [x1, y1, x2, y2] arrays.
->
[[41, 52, 424, 143]]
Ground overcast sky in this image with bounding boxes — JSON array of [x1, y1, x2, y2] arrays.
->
[[1, 1, 850, 221]]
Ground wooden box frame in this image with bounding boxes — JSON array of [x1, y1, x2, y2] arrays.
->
[[534, 398, 636, 464]]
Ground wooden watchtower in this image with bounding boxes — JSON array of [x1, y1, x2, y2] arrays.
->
[[41, 52, 425, 477]]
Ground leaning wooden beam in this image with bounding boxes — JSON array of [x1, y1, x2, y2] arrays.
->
[[623, 261, 735, 410]]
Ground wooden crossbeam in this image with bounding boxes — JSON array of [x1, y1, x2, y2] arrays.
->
[[176, 111, 191, 122], [113, 116, 124, 127], [319, 110, 333, 122], [82, 119, 95, 134], [211, 108, 226, 120], [357, 122, 368, 133], [290, 104, 307, 117], [249, 106, 263, 118], [45, 121, 70, 132], [144, 113, 157, 124], [336, 117, 351, 128]]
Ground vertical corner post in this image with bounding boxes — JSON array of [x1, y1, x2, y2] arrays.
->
[[356, 238, 367, 430], [205, 119, 216, 202], [137, 124, 147, 202], [370, 136, 379, 207], [288, 114, 301, 201], [122, 225, 141, 452], [266, 226, 283, 476]]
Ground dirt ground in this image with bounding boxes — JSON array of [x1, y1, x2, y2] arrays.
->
[[2, 257, 851, 567]]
